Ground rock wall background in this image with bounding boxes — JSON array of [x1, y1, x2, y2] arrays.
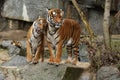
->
[[0, 0, 120, 35], [0, 1, 119, 80]]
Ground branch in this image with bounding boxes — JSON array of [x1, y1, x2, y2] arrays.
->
[[71, 0, 95, 38]]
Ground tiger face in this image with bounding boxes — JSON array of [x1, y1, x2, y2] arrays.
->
[[33, 17, 47, 34], [46, 8, 64, 28]]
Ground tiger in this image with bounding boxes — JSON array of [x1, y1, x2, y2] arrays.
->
[[45, 8, 81, 65], [26, 17, 47, 64]]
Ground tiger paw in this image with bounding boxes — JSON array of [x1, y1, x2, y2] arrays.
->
[[26, 57, 32, 63], [54, 62, 60, 66], [54, 58, 61, 66], [48, 58, 54, 65], [65, 57, 72, 64], [26, 54, 33, 63], [65, 60, 72, 64], [32, 58, 39, 64], [72, 59, 78, 65]]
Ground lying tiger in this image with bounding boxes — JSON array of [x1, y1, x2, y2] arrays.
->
[[26, 17, 47, 64], [45, 8, 81, 65]]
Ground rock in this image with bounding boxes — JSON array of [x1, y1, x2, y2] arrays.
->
[[21, 62, 90, 80], [0, 49, 10, 64], [0, 57, 91, 80], [0, 71, 5, 80], [0, 66, 21, 80], [1, 0, 63, 22], [97, 66, 120, 80], [1, 40, 26, 56], [8, 40, 26, 56], [8, 45, 21, 56], [78, 71, 94, 80], [2, 55, 27, 66], [1, 40, 12, 48], [0, 30, 27, 40], [88, 9, 104, 35], [79, 43, 89, 62]]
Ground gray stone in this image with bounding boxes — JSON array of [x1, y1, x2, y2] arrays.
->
[[97, 66, 120, 80], [78, 71, 93, 80], [1, 0, 63, 22], [0, 17, 8, 32], [0, 62, 91, 80], [88, 9, 103, 35], [1, 40, 12, 48], [1, 40, 26, 56], [21, 63, 85, 80], [0, 72, 5, 80], [8, 45, 21, 56], [2, 55, 27, 66], [79, 43, 89, 62], [8, 41, 26, 56]]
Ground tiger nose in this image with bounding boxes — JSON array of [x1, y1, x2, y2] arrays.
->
[[57, 18, 62, 23]]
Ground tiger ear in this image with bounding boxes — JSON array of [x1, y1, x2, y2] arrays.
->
[[60, 9, 64, 16], [38, 16, 41, 19], [46, 7, 50, 12]]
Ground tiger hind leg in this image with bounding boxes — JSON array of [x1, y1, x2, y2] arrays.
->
[[72, 45, 79, 65], [65, 45, 72, 64]]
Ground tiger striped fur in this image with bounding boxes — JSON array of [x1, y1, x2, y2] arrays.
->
[[26, 17, 47, 64], [45, 8, 81, 65]]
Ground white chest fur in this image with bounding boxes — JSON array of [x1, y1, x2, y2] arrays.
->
[[47, 30, 59, 47]]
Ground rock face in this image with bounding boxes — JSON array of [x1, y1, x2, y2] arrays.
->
[[97, 66, 120, 80], [1, 0, 63, 22], [22, 63, 68, 80], [1, 40, 26, 56], [0, 72, 4, 80], [0, 30, 27, 40], [0, 51, 91, 80], [79, 43, 89, 62], [2, 55, 27, 66], [1, 62, 91, 80]]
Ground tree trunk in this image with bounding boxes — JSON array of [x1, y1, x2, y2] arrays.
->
[[103, 0, 111, 49], [71, 0, 95, 38]]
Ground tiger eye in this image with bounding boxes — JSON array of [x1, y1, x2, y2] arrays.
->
[[52, 11, 57, 16]]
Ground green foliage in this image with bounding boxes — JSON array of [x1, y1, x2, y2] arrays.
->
[[111, 39, 120, 52]]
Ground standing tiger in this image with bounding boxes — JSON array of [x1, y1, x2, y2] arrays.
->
[[26, 17, 47, 64], [45, 8, 81, 65]]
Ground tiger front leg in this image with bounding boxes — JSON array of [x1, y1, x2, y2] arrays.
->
[[54, 42, 63, 66], [47, 42, 55, 64], [32, 45, 43, 64], [26, 40, 32, 63]]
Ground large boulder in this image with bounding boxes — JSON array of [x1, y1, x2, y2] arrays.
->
[[1, 0, 63, 22], [0, 61, 91, 80], [97, 66, 120, 80], [0, 72, 4, 80], [1, 40, 26, 56], [2, 55, 27, 66]]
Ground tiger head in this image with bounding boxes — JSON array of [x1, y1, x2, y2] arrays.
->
[[46, 8, 64, 28], [33, 17, 48, 34]]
